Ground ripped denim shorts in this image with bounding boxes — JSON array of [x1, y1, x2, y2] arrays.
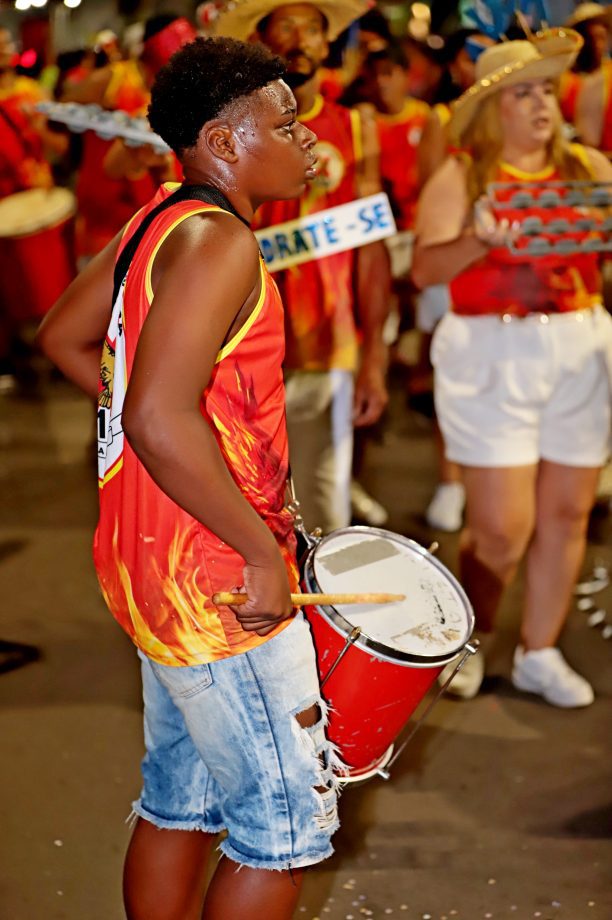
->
[[132, 613, 342, 870]]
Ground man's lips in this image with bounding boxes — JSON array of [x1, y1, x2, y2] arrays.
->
[[305, 156, 319, 178]]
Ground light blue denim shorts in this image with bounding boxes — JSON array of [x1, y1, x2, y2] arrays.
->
[[132, 614, 341, 871]]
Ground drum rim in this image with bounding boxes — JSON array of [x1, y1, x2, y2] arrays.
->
[[0, 187, 76, 238], [303, 525, 475, 666]]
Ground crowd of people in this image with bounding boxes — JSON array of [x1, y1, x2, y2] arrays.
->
[[2, 1, 611, 915]]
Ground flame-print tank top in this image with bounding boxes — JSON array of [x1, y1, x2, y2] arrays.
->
[[451, 154, 602, 316], [94, 183, 299, 666]]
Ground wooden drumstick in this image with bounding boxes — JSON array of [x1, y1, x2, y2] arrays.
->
[[212, 592, 405, 607]]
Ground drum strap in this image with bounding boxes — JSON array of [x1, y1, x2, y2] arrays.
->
[[112, 183, 250, 305]]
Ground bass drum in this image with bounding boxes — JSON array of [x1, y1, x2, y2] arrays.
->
[[0, 187, 76, 323]]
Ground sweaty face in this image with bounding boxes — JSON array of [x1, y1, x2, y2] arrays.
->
[[498, 78, 559, 151], [258, 4, 329, 81], [232, 79, 318, 202]]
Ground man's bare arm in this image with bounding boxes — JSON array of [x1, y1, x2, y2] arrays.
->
[[353, 107, 390, 426], [575, 71, 606, 149]]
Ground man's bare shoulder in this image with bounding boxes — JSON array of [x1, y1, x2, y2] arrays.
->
[[151, 209, 260, 296]]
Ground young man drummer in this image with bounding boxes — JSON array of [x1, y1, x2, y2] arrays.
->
[[38, 36, 342, 920]]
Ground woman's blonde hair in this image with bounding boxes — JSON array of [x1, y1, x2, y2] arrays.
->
[[460, 88, 593, 204]]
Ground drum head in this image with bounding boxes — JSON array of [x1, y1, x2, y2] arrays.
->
[[305, 527, 474, 665], [0, 188, 76, 237]]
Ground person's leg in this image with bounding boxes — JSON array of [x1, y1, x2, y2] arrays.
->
[[521, 461, 601, 649], [285, 370, 353, 533], [202, 859, 304, 920], [284, 370, 334, 533], [150, 617, 338, 917], [124, 821, 216, 920], [124, 654, 226, 920], [202, 701, 323, 919], [459, 464, 539, 634]]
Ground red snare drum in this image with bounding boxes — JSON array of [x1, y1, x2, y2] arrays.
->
[[0, 188, 76, 322], [303, 527, 474, 781]]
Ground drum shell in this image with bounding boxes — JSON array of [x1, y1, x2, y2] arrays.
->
[[305, 605, 441, 776], [0, 190, 76, 323]]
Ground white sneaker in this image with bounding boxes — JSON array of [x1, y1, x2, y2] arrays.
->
[[512, 646, 594, 708], [350, 481, 389, 526], [439, 650, 485, 700], [425, 482, 465, 532]]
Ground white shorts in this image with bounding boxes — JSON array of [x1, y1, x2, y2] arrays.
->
[[431, 306, 612, 468]]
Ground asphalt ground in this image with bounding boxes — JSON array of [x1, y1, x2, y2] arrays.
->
[[0, 371, 610, 920]]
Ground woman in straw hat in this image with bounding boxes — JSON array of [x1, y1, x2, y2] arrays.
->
[[412, 32, 612, 706]]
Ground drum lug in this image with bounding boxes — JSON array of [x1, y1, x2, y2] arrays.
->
[[320, 626, 362, 688]]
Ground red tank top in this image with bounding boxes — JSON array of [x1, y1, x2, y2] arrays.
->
[[75, 62, 158, 259], [94, 184, 299, 666], [377, 98, 430, 231], [451, 156, 602, 317], [253, 95, 361, 371]]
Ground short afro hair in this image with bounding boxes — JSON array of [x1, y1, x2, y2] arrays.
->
[[148, 36, 287, 155]]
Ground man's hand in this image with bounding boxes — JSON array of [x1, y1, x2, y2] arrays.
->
[[353, 353, 388, 427], [230, 553, 294, 636]]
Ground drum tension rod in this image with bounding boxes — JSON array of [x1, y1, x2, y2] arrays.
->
[[376, 639, 480, 781], [320, 627, 362, 689]]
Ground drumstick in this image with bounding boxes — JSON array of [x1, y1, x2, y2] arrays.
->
[[212, 592, 405, 607]]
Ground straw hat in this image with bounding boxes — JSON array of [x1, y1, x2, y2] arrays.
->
[[449, 29, 583, 141], [565, 3, 612, 29], [212, 0, 372, 42]]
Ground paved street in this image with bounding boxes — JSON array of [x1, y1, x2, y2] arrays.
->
[[1, 372, 610, 920]]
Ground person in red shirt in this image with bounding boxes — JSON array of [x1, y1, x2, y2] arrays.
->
[[38, 36, 340, 920], [62, 15, 195, 263], [570, 3, 612, 153], [215, 0, 391, 535], [412, 33, 612, 707]]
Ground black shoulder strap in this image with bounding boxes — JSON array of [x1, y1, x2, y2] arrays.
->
[[112, 183, 250, 305]]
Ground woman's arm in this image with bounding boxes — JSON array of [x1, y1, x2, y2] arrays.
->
[[411, 156, 511, 288]]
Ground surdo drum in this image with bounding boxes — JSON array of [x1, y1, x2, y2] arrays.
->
[[302, 527, 474, 781], [0, 187, 76, 323]]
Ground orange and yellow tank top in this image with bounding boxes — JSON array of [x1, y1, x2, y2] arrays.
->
[[451, 155, 602, 317], [252, 95, 362, 372], [94, 184, 299, 666], [377, 98, 430, 231]]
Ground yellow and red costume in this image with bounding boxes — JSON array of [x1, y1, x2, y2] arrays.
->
[[376, 97, 430, 231], [253, 94, 363, 373], [451, 155, 601, 316], [74, 60, 158, 259], [95, 184, 299, 666], [0, 75, 52, 197]]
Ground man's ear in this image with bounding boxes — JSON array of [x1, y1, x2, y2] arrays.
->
[[204, 123, 239, 163]]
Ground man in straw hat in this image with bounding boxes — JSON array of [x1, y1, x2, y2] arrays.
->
[[412, 32, 612, 706], [214, 0, 391, 535], [39, 35, 344, 919], [567, 3, 612, 152]]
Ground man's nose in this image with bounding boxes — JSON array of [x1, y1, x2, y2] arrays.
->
[[302, 125, 317, 148]]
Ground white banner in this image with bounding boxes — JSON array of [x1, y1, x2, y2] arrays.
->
[[255, 192, 397, 272]]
